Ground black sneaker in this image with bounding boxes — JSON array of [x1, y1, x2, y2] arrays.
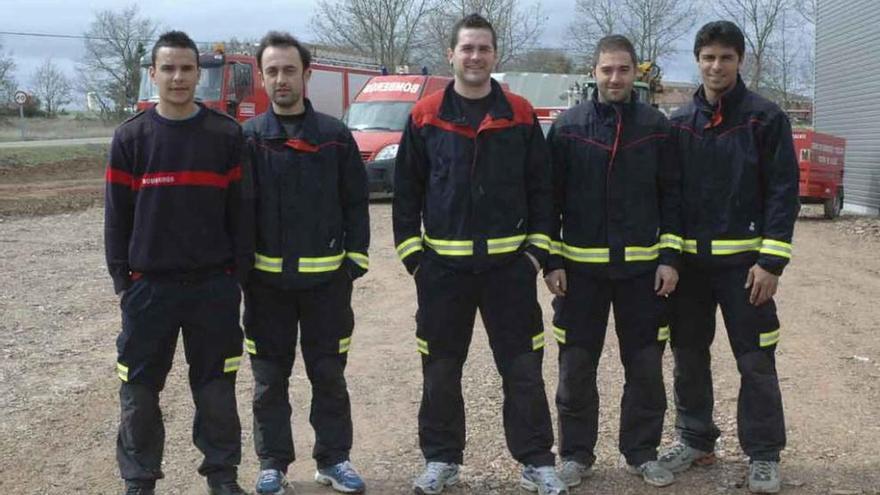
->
[[123, 483, 155, 495], [209, 480, 250, 495]]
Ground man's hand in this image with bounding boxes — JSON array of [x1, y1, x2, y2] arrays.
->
[[655, 264, 679, 297], [544, 269, 567, 296], [745, 264, 779, 306]]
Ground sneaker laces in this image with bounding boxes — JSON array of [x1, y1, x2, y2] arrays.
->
[[258, 469, 280, 485], [423, 462, 448, 478], [660, 442, 687, 461], [752, 461, 774, 481], [336, 460, 358, 480], [534, 466, 564, 490]]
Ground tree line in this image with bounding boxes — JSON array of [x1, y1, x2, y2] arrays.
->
[[0, 0, 816, 120]]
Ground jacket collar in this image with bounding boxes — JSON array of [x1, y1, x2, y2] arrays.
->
[[590, 88, 638, 121], [437, 78, 513, 125], [257, 98, 320, 143], [693, 74, 747, 128]]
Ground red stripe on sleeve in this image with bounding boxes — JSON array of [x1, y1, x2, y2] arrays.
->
[[227, 165, 242, 182], [106, 166, 133, 186]]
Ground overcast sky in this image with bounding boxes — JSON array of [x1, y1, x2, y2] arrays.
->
[[0, 0, 703, 99]]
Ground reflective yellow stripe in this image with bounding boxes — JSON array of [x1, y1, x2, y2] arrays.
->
[[657, 326, 670, 342], [224, 356, 242, 373], [416, 337, 429, 355], [531, 332, 545, 351], [560, 243, 610, 263], [760, 239, 792, 259], [659, 233, 683, 252], [549, 240, 563, 256], [346, 252, 369, 270], [117, 362, 129, 382], [625, 244, 659, 262], [552, 325, 566, 344], [682, 238, 771, 256], [487, 234, 526, 254], [424, 235, 473, 256], [339, 337, 352, 354], [396, 236, 423, 261], [759, 329, 780, 347], [712, 237, 762, 255], [244, 338, 257, 355], [255, 253, 283, 273], [299, 252, 345, 273], [527, 233, 552, 252]]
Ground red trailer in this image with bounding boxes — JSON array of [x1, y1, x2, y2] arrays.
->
[[792, 128, 846, 218]]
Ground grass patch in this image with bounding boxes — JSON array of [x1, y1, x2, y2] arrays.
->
[[0, 115, 119, 142], [0, 144, 109, 169]]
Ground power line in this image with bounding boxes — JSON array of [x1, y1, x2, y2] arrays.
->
[[0, 30, 155, 43]]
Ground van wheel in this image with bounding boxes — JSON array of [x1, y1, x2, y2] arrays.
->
[[824, 190, 842, 219]]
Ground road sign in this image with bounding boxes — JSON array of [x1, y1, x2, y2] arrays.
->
[[14, 91, 28, 106]]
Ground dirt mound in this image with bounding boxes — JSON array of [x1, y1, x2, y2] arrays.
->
[[0, 156, 105, 218]]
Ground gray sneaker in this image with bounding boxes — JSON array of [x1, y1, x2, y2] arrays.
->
[[657, 442, 715, 473], [557, 459, 592, 487], [413, 462, 460, 495], [625, 460, 675, 487], [520, 465, 569, 495], [748, 461, 780, 494]]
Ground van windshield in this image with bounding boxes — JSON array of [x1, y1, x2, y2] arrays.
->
[[345, 101, 413, 132]]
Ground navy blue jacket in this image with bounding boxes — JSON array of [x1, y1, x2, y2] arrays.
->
[[104, 105, 253, 294], [243, 100, 370, 290], [392, 80, 553, 274], [671, 76, 799, 275], [546, 91, 682, 279]]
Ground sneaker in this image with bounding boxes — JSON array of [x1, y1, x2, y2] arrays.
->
[[520, 465, 569, 495], [412, 462, 460, 495], [657, 441, 715, 473], [209, 480, 250, 495], [557, 459, 592, 487], [123, 483, 155, 495], [256, 469, 291, 495], [625, 460, 675, 487], [315, 460, 366, 494], [748, 461, 781, 494]]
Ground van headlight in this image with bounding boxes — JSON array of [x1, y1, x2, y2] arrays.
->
[[374, 144, 399, 161]]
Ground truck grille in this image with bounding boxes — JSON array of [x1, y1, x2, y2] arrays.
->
[[360, 151, 373, 162]]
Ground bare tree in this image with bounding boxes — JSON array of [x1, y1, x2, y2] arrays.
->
[[78, 5, 158, 118], [31, 58, 72, 117], [715, 0, 790, 90], [0, 40, 15, 104], [569, 0, 696, 66], [423, 0, 546, 72], [506, 48, 574, 73], [311, 0, 436, 69], [567, 0, 618, 59]]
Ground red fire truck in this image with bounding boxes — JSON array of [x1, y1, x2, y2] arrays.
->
[[793, 128, 846, 219], [136, 51, 378, 121]]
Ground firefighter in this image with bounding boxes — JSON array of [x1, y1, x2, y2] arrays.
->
[[656, 21, 798, 495], [105, 31, 253, 495], [393, 13, 568, 495], [544, 34, 682, 489], [242, 31, 370, 495]]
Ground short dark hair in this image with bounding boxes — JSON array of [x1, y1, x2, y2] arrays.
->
[[256, 31, 312, 70], [693, 21, 746, 60], [151, 30, 199, 66], [449, 13, 497, 52], [593, 34, 639, 68]]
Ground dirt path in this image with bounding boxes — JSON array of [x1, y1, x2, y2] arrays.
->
[[1, 203, 879, 495]]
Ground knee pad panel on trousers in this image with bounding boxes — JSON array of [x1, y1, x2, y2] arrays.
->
[[735, 350, 777, 378], [557, 346, 599, 405], [305, 355, 348, 394]]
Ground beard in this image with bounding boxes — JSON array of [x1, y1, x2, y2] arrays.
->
[[271, 87, 302, 109]]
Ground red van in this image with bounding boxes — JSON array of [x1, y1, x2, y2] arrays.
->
[[345, 75, 452, 195]]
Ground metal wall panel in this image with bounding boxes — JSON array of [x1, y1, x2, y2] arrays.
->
[[815, 0, 880, 212]]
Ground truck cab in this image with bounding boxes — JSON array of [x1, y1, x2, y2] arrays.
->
[[345, 74, 451, 195]]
